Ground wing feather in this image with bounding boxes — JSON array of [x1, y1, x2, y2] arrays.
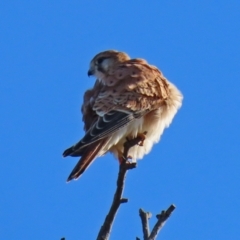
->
[[63, 58, 173, 158], [63, 109, 147, 157]]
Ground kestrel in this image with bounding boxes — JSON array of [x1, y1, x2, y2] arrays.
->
[[63, 50, 183, 181]]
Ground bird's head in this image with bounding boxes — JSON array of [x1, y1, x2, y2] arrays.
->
[[88, 50, 130, 79]]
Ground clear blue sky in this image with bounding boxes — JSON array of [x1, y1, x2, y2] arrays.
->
[[1, 1, 240, 239]]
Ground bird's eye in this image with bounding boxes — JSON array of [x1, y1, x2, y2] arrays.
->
[[97, 57, 106, 65]]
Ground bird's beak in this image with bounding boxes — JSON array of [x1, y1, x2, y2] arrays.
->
[[87, 69, 94, 77]]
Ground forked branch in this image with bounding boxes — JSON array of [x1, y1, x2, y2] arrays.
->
[[138, 205, 176, 240], [62, 132, 176, 240]]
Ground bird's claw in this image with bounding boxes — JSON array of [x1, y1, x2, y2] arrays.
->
[[137, 131, 147, 146]]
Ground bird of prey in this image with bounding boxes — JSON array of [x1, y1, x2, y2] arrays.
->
[[63, 50, 183, 181]]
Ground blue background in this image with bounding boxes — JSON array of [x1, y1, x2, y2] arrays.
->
[[1, 1, 240, 239]]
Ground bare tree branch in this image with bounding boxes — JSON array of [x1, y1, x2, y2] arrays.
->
[[96, 162, 136, 240], [138, 204, 175, 240], [149, 204, 176, 239], [139, 208, 152, 239], [96, 134, 146, 240], [63, 131, 176, 240]]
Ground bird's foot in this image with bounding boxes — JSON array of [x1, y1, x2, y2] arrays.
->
[[136, 131, 147, 146], [120, 131, 148, 163]]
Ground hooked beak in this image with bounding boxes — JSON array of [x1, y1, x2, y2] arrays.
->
[[87, 69, 94, 77]]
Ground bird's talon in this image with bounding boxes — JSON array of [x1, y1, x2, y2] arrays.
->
[[137, 132, 147, 146]]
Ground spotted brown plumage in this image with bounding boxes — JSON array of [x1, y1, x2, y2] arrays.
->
[[63, 50, 183, 181]]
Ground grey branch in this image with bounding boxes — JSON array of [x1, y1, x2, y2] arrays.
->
[[138, 205, 176, 240], [139, 209, 152, 239], [63, 131, 175, 240], [96, 134, 146, 240]]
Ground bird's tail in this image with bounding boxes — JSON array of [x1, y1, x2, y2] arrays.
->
[[63, 146, 84, 157], [66, 141, 106, 182]]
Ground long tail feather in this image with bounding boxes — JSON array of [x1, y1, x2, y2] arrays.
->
[[66, 140, 106, 182], [63, 146, 85, 157]]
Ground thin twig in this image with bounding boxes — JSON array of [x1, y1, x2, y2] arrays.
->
[[148, 204, 176, 240], [139, 208, 152, 240], [96, 162, 136, 240], [97, 134, 146, 240]]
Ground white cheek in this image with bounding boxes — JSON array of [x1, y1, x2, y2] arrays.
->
[[101, 59, 111, 71]]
